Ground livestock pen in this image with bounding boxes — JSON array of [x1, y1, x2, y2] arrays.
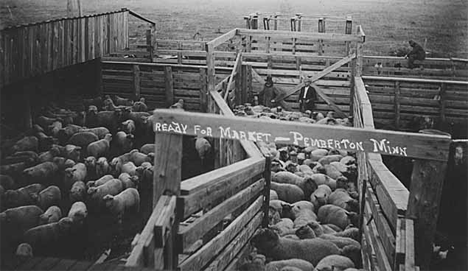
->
[[0, 8, 466, 271]]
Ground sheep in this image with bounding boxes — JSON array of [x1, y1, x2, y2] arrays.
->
[[87, 179, 124, 210], [140, 144, 155, 154], [10, 136, 38, 153], [311, 185, 332, 212], [96, 157, 110, 177], [310, 149, 328, 161], [22, 162, 59, 185], [69, 181, 87, 203], [103, 188, 140, 221], [0, 174, 15, 190], [271, 218, 295, 236], [15, 243, 33, 257], [318, 234, 361, 249], [269, 199, 292, 218], [84, 156, 97, 180], [314, 255, 354, 271], [3, 184, 45, 208], [317, 205, 358, 230], [68, 131, 99, 149], [121, 119, 136, 134], [265, 259, 314, 271], [118, 173, 139, 189], [87, 134, 112, 158], [68, 201, 88, 225], [23, 217, 74, 249], [33, 185, 61, 211], [271, 182, 305, 203], [78, 127, 110, 139], [270, 190, 279, 200], [129, 151, 153, 166], [309, 174, 336, 190], [39, 206, 62, 225], [323, 164, 343, 179], [299, 221, 338, 237], [64, 163, 87, 191], [120, 161, 137, 176], [318, 155, 343, 166], [113, 131, 134, 155], [250, 228, 341, 266], [0, 205, 44, 236], [328, 189, 359, 213], [288, 202, 318, 228], [332, 227, 360, 241], [272, 171, 318, 198], [86, 174, 113, 188]]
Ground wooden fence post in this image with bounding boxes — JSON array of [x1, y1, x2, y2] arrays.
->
[[165, 66, 174, 107], [439, 83, 446, 123], [146, 29, 153, 62], [296, 13, 302, 32], [407, 130, 450, 270], [318, 18, 325, 55], [394, 80, 401, 129], [345, 16, 352, 54], [133, 64, 140, 100], [199, 68, 208, 112], [251, 13, 259, 30], [262, 155, 272, 227]]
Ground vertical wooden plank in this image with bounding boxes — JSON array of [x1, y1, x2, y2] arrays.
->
[[164, 66, 174, 107], [11, 29, 18, 82], [64, 19, 70, 66], [133, 64, 141, 100], [407, 130, 449, 270], [84, 17, 90, 60], [74, 18, 79, 63], [18, 27, 25, 79], [47, 23, 53, 71], [345, 16, 352, 54], [28, 26, 35, 76], [89, 16, 95, 60], [59, 20, 65, 69], [124, 10, 129, 49], [405, 219, 415, 271], [0, 32, 4, 87], [5, 31, 11, 85], [394, 81, 401, 129], [81, 17, 86, 62], [439, 83, 446, 123], [206, 43, 216, 93], [41, 23, 48, 73], [318, 18, 325, 56], [52, 21, 59, 70], [106, 14, 111, 55], [95, 16, 101, 58], [153, 132, 182, 208], [199, 68, 207, 112], [274, 13, 279, 30], [147, 29, 154, 62], [262, 155, 272, 227], [36, 24, 43, 75], [296, 13, 302, 32]]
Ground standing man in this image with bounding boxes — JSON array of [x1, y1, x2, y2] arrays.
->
[[257, 75, 277, 108], [298, 78, 317, 113], [405, 40, 426, 69]]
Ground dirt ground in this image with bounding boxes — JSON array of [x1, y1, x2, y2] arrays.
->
[[0, 0, 467, 58]]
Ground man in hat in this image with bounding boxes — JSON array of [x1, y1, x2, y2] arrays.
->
[[298, 78, 317, 113], [257, 75, 277, 107], [405, 40, 426, 69]]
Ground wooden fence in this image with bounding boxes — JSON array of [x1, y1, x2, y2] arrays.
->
[[362, 76, 468, 130], [126, 91, 268, 271], [352, 75, 451, 270]]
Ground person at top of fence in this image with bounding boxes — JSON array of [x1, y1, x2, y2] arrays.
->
[[298, 77, 317, 113], [257, 75, 277, 108], [405, 40, 426, 69]]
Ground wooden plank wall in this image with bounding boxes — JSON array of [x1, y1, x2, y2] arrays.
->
[[249, 54, 352, 113], [0, 9, 129, 88], [363, 56, 468, 81], [362, 76, 468, 130], [352, 76, 417, 271], [101, 61, 231, 111]]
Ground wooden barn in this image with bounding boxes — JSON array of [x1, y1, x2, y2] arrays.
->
[[0, 8, 467, 271]]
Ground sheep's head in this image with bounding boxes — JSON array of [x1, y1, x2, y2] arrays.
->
[[295, 224, 315, 239], [250, 228, 279, 252]]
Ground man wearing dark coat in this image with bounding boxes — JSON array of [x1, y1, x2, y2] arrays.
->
[[258, 75, 277, 108], [406, 40, 426, 69], [298, 78, 317, 112]]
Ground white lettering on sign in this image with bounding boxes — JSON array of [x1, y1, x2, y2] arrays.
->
[[370, 138, 407, 156], [290, 131, 364, 151], [219, 126, 272, 142], [154, 122, 188, 134], [194, 125, 213, 137]]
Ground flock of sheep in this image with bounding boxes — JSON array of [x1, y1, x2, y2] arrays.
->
[[233, 105, 362, 271], [0, 95, 211, 262]]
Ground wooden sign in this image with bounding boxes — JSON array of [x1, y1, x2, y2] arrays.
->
[[153, 109, 451, 161]]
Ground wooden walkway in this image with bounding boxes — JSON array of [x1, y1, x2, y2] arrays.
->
[[2, 257, 168, 271]]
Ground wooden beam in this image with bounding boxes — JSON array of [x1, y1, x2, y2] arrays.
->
[[127, 9, 156, 26], [152, 109, 452, 161], [262, 155, 271, 227], [178, 179, 265, 250], [274, 54, 354, 102], [179, 196, 263, 271], [238, 29, 362, 42], [407, 130, 449, 269], [394, 80, 401, 129], [362, 75, 468, 85], [153, 132, 182, 207], [133, 64, 140, 100], [439, 83, 446, 122], [225, 52, 242, 100], [164, 66, 174, 107], [207, 28, 238, 48], [310, 83, 347, 118]]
